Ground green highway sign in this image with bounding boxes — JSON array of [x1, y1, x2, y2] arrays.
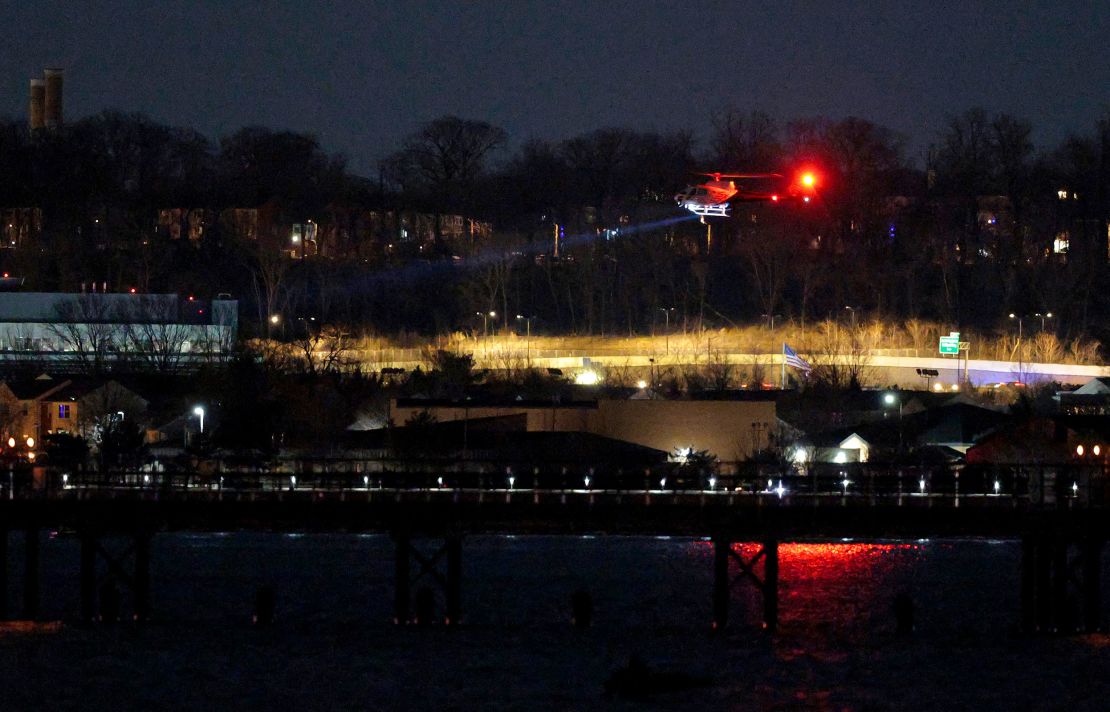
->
[[939, 332, 960, 355]]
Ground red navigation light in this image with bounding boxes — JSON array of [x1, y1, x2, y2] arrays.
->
[[771, 195, 779, 201], [129, 287, 136, 294]]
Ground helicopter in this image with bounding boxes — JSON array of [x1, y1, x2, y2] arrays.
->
[[674, 170, 818, 218]]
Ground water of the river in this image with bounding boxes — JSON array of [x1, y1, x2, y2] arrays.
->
[[1, 533, 1109, 710]]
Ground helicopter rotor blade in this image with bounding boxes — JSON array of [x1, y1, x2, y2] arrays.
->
[[696, 172, 783, 180]]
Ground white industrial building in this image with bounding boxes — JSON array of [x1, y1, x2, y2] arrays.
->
[[0, 292, 237, 371]]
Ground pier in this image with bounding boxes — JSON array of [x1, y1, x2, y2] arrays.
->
[[0, 466, 1106, 633]]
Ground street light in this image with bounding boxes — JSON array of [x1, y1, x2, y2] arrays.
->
[[1033, 312, 1054, 332], [477, 311, 497, 337], [657, 307, 674, 354], [193, 406, 205, 434], [762, 313, 783, 387], [1009, 313, 1025, 384], [516, 314, 534, 362], [884, 392, 903, 450], [844, 306, 859, 329]]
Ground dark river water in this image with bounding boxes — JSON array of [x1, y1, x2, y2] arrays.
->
[[2, 533, 1109, 710]]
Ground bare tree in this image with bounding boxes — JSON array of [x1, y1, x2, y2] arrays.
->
[[250, 249, 291, 337], [46, 296, 122, 375], [117, 295, 193, 374], [806, 320, 872, 390], [291, 324, 351, 375], [77, 381, 148, 439], [711, 108, 781, 169]]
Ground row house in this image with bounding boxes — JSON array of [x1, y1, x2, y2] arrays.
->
[[0, 375, 148, 446], [157, 203, 493, 261]]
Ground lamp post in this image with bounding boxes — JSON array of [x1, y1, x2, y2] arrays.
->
[[477, 310, 497, 337], [884, 392, 903, 451], [1009, 313, 1025, 383], [762, 313, 783, 387], [657, 307, 674, 354], [516, 314, 533, 362], [844, 306, 858, 329], [1034, 312, 1054, 332]]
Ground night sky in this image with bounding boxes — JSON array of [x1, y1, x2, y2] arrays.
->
[[3, 1, 1108, 175]]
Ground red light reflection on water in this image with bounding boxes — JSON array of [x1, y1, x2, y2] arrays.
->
[[737, 542, 921, 583], [690, 540, 925, 629]]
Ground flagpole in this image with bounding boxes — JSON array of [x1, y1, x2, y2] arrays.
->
[[781, 342, 786, 389]]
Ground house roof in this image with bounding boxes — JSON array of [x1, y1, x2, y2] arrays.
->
[[3, 376, 69, 400], [1073, 377, 1110, 395], [805, 401, 1009, 449], [44, 379, 149, 407], [344, 415, 668, 466], [396, 396, 599, 410]]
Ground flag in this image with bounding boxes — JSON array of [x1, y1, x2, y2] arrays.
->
[[783, 344, 812, 371]]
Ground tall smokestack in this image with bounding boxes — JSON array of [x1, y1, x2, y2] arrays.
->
[[29, 79, 45, 130], [43, 68, 63, 128]]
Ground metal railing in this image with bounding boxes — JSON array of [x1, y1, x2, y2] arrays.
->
[[8, 462, 1104, 510]]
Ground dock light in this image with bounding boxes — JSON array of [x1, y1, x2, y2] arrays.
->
[[708, 476, 717, 490], [776, 480, 786, 498], [437, 476, 444, 487], [994, 479, 1001, 494], [27, 452, 34, 462], [363, 475, 369, 487], [767, 478, 773, 491], [841, 477, 851, 494], [660, 477, 667, 489], [883, 393, 897, 406], [919, 478, 926, 493], [508, 476, 515, 489], [1073, 482, 1079, 496], [1095, 445, 1102, 457], [62, 473, 68, 486], [270, 314, 281, 324], [1077, 444, 1085, 457], [25, 437, 34, 448], [637, 379, 648, 389], [144, 474, 150, 485], [584, 475, 591, 489], [193, 406, 205, 434], [7, 437, 14, 448], [290, 475, 296, 488]]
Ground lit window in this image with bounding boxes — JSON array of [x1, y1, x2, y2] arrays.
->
[[58, 404, 70, 419], [1054, 232, 1069, 254]]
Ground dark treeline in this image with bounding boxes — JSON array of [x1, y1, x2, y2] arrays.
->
[[0, 108, 1108, 341]]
